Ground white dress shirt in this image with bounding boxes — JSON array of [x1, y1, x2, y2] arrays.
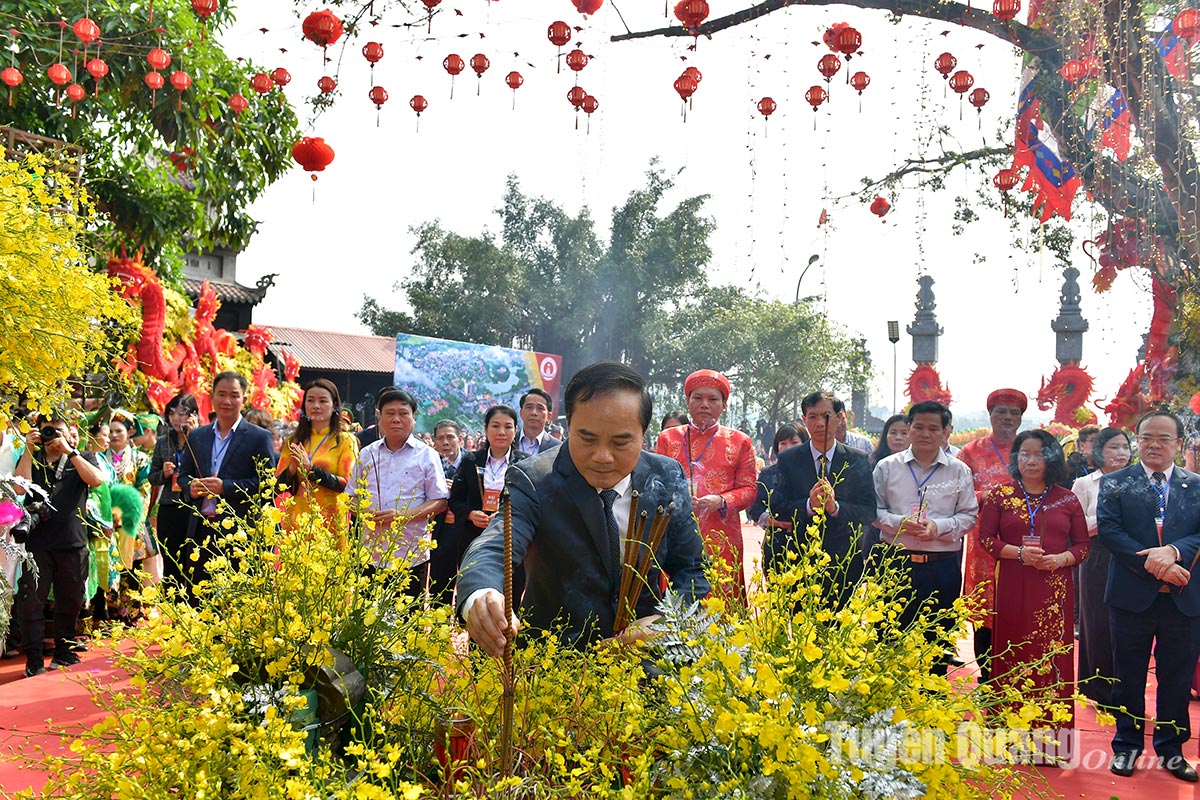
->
[[873, 447, 978, 552]]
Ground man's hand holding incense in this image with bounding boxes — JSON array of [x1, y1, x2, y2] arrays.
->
[[691, 494, 724, 515], [465, 588, 519, 659], [606, 614, 660, 648], [809, 478, 836, 516], [899, 517, 938, 542]]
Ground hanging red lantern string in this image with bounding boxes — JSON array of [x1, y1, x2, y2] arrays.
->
[[410, 94, 428, 133], [66, 82, 85, 118], [229, 92, 248, 115], [170, 69, 191, 110], [362, 41, 384, 85], [757, 96, 776, 117], [572, 0, 604, 15], [72, 17, 100, 45], [1173, 8, 1199, 79], [817, 53, 841, 84], [470, 53, 489, 96], [301, 9, 344, 63], [804, 84, 827, 129], [144, 70, 164, 105], [271, 67, 291, 87], [291, 136, 335, 180], [823, 23, 849, 52], [86, 57, 108, 97], [147, 48, 171, 72], [191, 0, 217, 41], [318, 75, 337, 94], [934, 52, 956, 97], [368, 84, 388, 126], [993, 166, 1019, 217], [849, 71, 870, 112], [250, 72, 273, 94], [2, 66, 22, 107], [969, 86, 989, 129], [674, 0, 709, 45], [505, 70, 523, 109], [683, 65, 702, 85], [421, 0, 442, 33], [673, 73, 697, 121], [565, 48, 589, 83], [1059, 59, 1086, 83], [870, 196, 891, 221], [547, 21, 572, 74], [948, 69, 973, 118], [581, 93, 598, 133], [443, 53, 465, 99], [47, 62, 70, 107], [567, 84, 587, 128]]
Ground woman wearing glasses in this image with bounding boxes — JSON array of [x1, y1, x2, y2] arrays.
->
[[978, 429, 1089, 745], [148, 393, 201, 588]]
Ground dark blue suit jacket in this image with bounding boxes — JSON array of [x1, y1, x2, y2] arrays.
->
[[771, 441, 877, 561], [456, 444, 710, 647], [178, 420, 275, 528], [1098, 464, 1200, 616]]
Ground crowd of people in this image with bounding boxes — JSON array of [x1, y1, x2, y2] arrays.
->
[[4, 361, 1200, 780]]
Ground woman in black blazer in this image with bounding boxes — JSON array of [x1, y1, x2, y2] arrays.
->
[[447, 405, 529, 598]]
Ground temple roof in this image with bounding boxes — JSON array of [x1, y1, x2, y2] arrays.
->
[[264, 325, 395, 374]]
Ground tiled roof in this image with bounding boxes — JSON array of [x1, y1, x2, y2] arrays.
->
[[181, 278, 267, 305], [265, 325, 395, 374]]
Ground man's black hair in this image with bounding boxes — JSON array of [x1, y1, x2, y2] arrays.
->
[[564, 361, 652, 431]]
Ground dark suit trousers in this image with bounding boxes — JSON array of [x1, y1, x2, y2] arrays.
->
[[17, 547, 88, 659], [1110, 595, 1200, 758], [870, 546, 961, 675]]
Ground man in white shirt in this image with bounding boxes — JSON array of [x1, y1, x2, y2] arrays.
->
[[872, 400, 978, 673], [517, 388, 561, 455], [348, 388, 448, 590]]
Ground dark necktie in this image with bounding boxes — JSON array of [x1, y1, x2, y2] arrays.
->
[[1153, 472, 1167, 515], [1153, 472, 1166, 488], [600, 488, 620, 578]]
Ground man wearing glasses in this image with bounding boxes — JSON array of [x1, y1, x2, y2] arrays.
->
[[1099, 410, 1200, 782]]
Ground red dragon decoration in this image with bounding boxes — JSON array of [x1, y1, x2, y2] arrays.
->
[[1102, 275, 1178, 428], [1037, 363, 1098, 428], [107, 250, 178, 382], [906, 365, 952, 406]]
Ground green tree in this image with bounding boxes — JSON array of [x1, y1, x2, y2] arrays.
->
[[358, 165, 714, 380], [2, 0, 299, 277]]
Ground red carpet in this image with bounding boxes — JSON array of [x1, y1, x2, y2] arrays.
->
[[0, 523, 1198, 797]]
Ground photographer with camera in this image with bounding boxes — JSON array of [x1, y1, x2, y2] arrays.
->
[[13, 413, 104, 677]]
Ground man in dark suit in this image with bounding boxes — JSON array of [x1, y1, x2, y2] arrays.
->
[[763, 391, 876, 607], [459, 362, 710, 658], [517, 388, 562, 455], [176, 371, 275, 589], [1099, 410, 1200, 782]]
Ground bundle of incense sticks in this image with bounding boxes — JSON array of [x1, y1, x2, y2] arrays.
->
[[614, 495, 675, 634], [499, 488, 515, 776]]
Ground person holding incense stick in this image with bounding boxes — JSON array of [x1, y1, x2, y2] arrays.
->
[[458, 361, 710, 658], [148, 393, 200, 594], [655, 369, 757, 604]]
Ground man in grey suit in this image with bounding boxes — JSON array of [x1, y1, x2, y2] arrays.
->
[[460, 362, 710, 658], [517, 388, 562, 455]]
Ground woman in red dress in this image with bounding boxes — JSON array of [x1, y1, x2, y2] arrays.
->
[[978, 429, 1089, 738], [655, 370, 757, 604]]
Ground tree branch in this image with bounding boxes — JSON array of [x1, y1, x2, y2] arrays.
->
[[840, 146, 1010, 198]]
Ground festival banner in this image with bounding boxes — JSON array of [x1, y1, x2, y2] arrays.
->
[[393, 333, 563, 433]]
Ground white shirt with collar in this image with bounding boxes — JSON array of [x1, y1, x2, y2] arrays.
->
[[872, 446, 978, 553], [518, 429, 548, 455]]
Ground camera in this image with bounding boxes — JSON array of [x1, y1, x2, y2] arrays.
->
[[10, 500, 53, 543], [40, 426, 60, 441]]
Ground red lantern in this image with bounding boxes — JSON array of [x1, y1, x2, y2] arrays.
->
[[291, 136, 335, 181], [144, 71, 164, 90], [548, 21, 572, 47], [1, 66, 22, 106], [948, 70, 974, 94], [673, 74, 697, 100], [85, 57, 108, 96], [757, 96, 776, 117], [229, 92, 248, 114], [470, 53, 490, 77], [191, 0, 217, 19], [1082, 56, 1103, 78], [567, 85, 588, 108], [683, 66, 702, 84], [1059, 59, 1086, 83], [505, 70, 523, 109], [581, 94, 598, 114], [835, 26, 861, 57], [444, 54, 465, 75], [992, 0, 1021, 21], [147, 48, 171, 71], [565, 49, 589, 73], [271, 67, 291, 87], [674, 0, 709, 30], [170, 69, 191, 109], [572, 0, 604, 15], [804, 85, 828, 109], [369, 85, 388, 108], [817, 53, 841, 82], [1174, 8, 1200, 39], [302, 10, 344, 48], [870, 196, 890, 218], [934, 52, 957, 78], [362, 41, 384, 64], [969, 87, 989, 109], [993, 168, 1019, 191], [250, 72, 273, 94], [823, 23, 850, 52], [850, 71, 870, 94], [410, 94, 428, 113], [422, 0, 442, 8], [47, 63, 71, 86], [72, 17, 100, 44], [66, 83, 85, 103], [317, 76, 337, 94]]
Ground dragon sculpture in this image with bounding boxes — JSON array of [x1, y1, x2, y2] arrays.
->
[[1037, 363, 1098, 427], [906, 365, 952, 406]]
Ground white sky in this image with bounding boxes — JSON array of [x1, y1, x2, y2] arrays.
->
[[221, 1, 1150, 419]]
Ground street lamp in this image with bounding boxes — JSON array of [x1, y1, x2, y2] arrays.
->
[[795, 254, 820, 303], [887, 321, 900, 415]]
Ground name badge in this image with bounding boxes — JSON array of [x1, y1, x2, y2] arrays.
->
[[483, 488, 501, 514], [171, 476, 180, 493], [445, 510, 455, 524], [908, 502, 925, 521]]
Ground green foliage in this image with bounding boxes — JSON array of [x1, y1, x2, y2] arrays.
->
[[2, 0, 299, 278]]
